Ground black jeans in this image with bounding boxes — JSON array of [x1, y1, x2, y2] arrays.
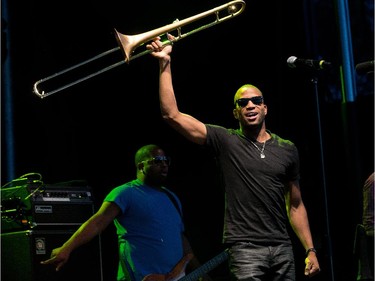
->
[[228, 242, 295, 281]]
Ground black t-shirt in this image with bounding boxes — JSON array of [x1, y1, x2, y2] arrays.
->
[[205, 124, 299, 245]]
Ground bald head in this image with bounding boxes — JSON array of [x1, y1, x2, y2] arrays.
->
[[233, 84, 263, 105]]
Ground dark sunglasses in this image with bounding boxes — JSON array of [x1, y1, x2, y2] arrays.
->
[[235, 96, 264, 107], [143, 156, 171, 166]]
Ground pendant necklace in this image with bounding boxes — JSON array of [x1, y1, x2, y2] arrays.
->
[[241, 132, 268, 159], [249, 139, 266, 159]]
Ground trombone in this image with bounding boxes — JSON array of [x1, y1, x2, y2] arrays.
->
[[33, 0, 246, 99]]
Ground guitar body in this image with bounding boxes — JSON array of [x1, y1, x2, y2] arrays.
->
[[142, 253, 193, 281], [142, 250, 228, 281]]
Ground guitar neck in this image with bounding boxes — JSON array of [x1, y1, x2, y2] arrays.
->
[[179, 250, 228, 281]]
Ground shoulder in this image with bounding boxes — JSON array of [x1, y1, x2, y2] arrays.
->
[[106, 179, 142, 196], [205, 125, 242, 149], [269, 132, 299, 163], [206, 124, 240, 136], [270, 131, 296, 148]]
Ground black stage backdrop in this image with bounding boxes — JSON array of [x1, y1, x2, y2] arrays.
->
[[2, 0, 374, 280]]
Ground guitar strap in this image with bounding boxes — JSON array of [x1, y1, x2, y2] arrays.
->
[[162, 188, 183, 218]]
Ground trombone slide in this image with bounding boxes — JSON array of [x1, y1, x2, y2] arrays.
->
[[33, 0, 246, 99]]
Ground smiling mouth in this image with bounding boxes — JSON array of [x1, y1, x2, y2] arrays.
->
[[245, 112, 257, 118]]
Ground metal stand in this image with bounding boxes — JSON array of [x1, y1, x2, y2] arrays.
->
[[311, 77, 335, 281]]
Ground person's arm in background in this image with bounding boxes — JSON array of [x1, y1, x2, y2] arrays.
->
[[363, 172, 374, 236], [40, 202, 120, 271]]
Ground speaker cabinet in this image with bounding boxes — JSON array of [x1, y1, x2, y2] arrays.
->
[[1, 230, 103, 281]]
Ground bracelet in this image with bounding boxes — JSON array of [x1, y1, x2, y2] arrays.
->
[[306, 248, 317, 256]]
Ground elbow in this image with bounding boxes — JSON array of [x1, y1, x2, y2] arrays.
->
[[162, 114, 179, 129], [161, 109, 179, 124], [161, 111, 171, 121]]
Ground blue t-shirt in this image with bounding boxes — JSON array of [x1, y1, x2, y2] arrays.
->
[[105, 179, 185, 281]]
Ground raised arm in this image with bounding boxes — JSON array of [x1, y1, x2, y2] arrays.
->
[[148, 36, 207, 145]]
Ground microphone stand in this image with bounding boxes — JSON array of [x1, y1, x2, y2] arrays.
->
[[310, 76, 335, 281]]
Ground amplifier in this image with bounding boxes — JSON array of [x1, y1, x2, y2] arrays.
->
[[1, 183, 96, 232], [1, 229, 103, 281]]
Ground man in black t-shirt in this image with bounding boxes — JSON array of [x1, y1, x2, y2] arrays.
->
[[147, 35, 320, 280]]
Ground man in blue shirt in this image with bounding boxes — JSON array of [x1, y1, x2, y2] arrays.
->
[[41, 144, 210, 281]]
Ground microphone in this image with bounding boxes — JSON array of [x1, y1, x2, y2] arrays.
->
[[287, 56, 332, 70], [355, 60, 374, 74]]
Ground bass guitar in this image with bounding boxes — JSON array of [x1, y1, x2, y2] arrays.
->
[[143, 249, 228, 281]]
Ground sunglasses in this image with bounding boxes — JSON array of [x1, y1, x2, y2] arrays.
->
[[143, 156, 171, 166], [235, 96, 264, 107]]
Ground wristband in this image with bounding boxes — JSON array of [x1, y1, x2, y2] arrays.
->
[[306, 248, 317, 256]]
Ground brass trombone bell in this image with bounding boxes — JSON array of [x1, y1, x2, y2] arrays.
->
[[115, 0, 246, 63], [33, 0, 246, 99]]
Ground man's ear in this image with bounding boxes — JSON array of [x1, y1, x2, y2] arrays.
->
[[233, 108, 239, 120], [137, 162, 144, 171]]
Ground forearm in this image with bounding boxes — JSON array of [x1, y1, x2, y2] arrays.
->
[[288, 197, 320, 276], [289, 203, 315, 250], [159, 56, 180, 120], [62, 214, 105, 253]]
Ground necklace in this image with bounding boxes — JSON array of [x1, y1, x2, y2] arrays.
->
[[249, 140, 266, 158], [240, 131, 269, 159]]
